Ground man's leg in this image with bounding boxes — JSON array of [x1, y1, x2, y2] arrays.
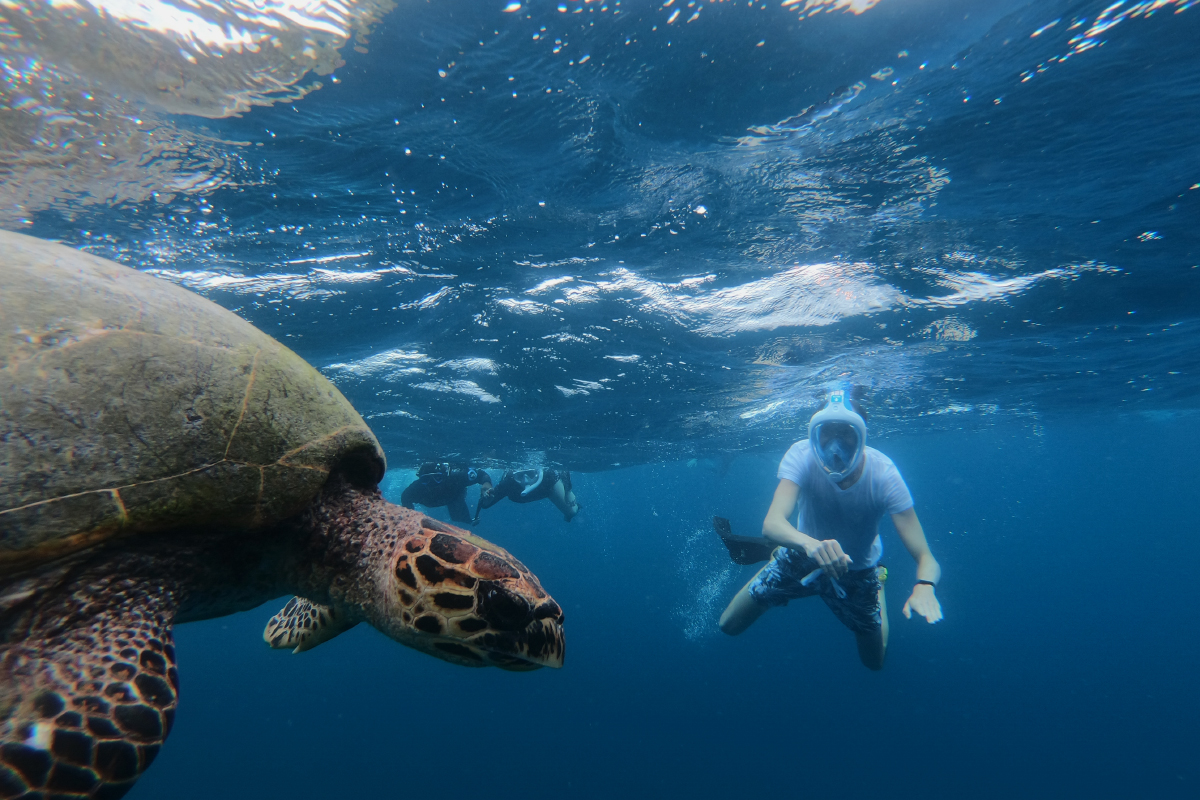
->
[[560, 471, 580, 519], [719, 573, 770, 635], [548, 479, 580, 520], [854, 584, 888, 670]]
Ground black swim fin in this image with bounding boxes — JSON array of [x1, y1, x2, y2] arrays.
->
[[714, 516, 775, 565]]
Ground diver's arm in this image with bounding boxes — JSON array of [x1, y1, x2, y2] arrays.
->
[[762, 480, 851, 577], [472, 484, 490, 524], [475, 469, 493, 492], [400, 482, 417, 510], [472, 479, 500, 524], [892, 507, 943, 623]]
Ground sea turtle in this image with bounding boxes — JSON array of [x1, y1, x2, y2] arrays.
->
[[0, 230, 565, 799]]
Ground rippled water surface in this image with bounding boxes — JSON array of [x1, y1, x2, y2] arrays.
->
[[7, 0, 1197, 467], [3, 0, 1199, 797]]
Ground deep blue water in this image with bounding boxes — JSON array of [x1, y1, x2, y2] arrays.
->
[[135, 417, 1200, 800], [3, 0, 1199, 797]]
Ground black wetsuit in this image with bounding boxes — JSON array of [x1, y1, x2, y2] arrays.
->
[[476, 468, 571, 514], [400, 465, 492, 523]]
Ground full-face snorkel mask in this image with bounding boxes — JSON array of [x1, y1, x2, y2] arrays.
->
[[808, 389, 867, 484]]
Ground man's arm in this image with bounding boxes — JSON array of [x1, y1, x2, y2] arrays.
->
[[762, 479, 852, 578], [891, 507, 943, 624]]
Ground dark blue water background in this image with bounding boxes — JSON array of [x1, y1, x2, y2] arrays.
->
[[4, 0, 1199, 796], [134, 417, 1200, 799]]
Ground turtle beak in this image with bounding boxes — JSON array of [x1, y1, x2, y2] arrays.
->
[[521, 616, 566, 669], [474, 600, 565, 671]]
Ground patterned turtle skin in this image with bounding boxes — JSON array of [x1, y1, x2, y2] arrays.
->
[[0, 231, 565, 799], [264, 505, 565, 670]]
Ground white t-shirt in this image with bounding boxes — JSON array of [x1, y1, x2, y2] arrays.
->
[[777, 440, 914, 569]]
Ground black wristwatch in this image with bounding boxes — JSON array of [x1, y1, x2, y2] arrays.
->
[[916, 579, 936, 588]]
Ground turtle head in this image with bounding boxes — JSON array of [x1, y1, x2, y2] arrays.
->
[[377, 516, 565, 671]]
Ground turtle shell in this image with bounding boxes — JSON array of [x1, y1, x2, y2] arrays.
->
[[0, 231, 385, 569]]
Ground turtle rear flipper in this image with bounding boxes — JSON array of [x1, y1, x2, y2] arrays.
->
[[263, 597, 358, 654], [0, 575, 178, 800]]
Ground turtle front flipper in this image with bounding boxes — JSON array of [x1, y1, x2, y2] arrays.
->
[[0, 573, 178, 800], [263, 597, 358, 654]]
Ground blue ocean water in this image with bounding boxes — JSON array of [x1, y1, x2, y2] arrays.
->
[[136, 417, 1200, 800], [2, 0, 1198, 797]]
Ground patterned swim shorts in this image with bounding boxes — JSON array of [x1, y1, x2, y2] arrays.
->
[[748, 548, 885, 635]]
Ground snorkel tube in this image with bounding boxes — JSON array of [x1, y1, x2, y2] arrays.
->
[[808, 388, 867, 483]]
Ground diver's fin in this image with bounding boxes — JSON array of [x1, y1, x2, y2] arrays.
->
[[263, 597, 358, 654], [713, 515, 733, 539], [714, 516, 775, 565]]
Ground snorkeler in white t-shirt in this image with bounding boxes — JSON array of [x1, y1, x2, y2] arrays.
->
[[718, 388, 943, 670]]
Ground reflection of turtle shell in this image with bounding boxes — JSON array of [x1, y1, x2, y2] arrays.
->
[[0, 230, 385, 569]]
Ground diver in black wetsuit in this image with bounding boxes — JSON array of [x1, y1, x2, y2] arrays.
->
[[474, 467, 580, 523], [400, 462, 493, 524]]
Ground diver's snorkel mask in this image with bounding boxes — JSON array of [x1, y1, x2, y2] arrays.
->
[[808, 389, 867, 484]]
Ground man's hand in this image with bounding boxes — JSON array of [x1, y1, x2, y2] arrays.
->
[[805, 539, 852, 579], [902, 584, 943, 623]]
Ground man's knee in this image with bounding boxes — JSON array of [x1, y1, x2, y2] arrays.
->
[[719, 594, 765, 636]]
